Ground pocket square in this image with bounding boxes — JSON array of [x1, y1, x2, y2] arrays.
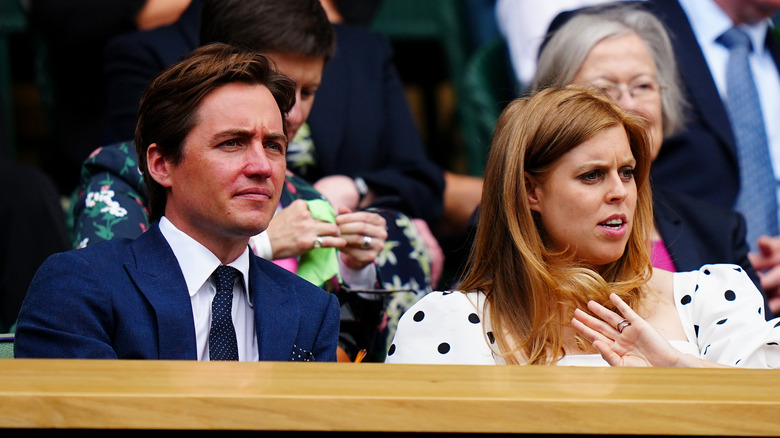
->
[[290, 344, 315, 361]]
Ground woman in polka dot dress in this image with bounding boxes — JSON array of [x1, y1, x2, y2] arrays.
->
[[385, 86, 780, 367]]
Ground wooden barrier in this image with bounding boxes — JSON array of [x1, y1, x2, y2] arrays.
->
[[0, 359, 778, 434]]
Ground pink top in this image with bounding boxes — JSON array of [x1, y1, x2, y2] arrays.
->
[[650, 239, 676, 272], [273, 257, 298, 273]]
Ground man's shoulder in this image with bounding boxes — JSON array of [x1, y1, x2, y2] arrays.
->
[[63, 236, 138, 262]]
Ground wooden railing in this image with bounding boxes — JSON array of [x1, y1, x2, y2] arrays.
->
[[1, 359, 778, 434]]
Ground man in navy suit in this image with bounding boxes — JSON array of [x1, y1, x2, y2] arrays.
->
[[14, 43, 340, 361]]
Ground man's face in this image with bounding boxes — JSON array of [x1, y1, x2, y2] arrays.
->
[[718, 0, 780, 24], [149, 82, 287, 255], [266, 52, 325, 140]]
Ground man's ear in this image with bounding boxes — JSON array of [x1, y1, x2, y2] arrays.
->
[[525, 172, 542, 214], [146, 143, 173, 188]]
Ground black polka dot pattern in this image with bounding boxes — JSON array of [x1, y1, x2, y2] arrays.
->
[[679, 264, 780, 368], [209, 265, 240, 361], [385, 291, 497, 363]]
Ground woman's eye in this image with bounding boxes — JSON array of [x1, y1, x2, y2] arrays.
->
[[580, 170, 602, 182], [620, 167, 636, 180]]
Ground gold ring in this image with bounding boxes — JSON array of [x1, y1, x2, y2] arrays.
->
[[616, 319, 631, 333], [313, 236, 323, 249], [361, 235, 372, 249]]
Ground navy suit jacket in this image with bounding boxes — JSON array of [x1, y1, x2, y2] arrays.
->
[[14, 223, 340, 360], [654, 187, 762, 286], [103, 3, 444, 226]]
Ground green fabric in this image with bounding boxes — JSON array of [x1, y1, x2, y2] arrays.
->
[[0, 334, 14, 359], [297, 199, 341, 287]]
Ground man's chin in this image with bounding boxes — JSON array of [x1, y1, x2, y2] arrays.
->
[[231, 214, 272, 237]]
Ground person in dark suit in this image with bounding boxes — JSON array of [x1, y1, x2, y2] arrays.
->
[[640, 0, 780, 219], [102, 0, 448, 284], [14, 43, 340, 360], [533, 2, 771, 317], [547, 0, 780, 313], [103, 0, 444, 231]]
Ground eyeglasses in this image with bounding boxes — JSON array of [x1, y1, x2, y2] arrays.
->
[[590, 79, 662, 102]]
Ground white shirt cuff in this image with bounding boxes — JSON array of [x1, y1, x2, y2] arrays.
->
[[248, 231, 273, 260], [339, 260, 377, 292]]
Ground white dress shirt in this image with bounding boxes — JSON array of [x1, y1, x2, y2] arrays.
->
[[159, 217, 259, 361]]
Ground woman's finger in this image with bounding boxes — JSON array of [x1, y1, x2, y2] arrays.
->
[[586, 299, 625, 333], [572, 308, 617, 342]]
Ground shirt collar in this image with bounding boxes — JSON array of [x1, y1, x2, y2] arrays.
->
[[158, 217, 251, 299], [680, 0, 771, 56]]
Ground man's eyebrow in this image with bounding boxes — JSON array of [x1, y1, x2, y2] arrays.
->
[[266, 132, 288, 144], [211, 129, 288, 145], [211, 128, 253, 142]]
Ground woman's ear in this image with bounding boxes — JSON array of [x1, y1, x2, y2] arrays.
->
[[525, 172, 542, 213], [146, 143, 173, 188]]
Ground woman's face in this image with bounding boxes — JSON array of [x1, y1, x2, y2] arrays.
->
[[527, 125, 637, 269], [572, 32, 664, 159], [266, 52, 325, 141]]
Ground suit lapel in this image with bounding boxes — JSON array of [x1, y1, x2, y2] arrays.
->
[[250, 257, 299, 360], [126, 224, 198, 359], [767, 27, 780, 75], [648, 0, 736, 156], [653, 190, 699, 272]]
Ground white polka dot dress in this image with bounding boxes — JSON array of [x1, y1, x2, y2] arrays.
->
[[385, 291, 499, 364], [385, 264, 780, 368], [674, 264, 780, 367]]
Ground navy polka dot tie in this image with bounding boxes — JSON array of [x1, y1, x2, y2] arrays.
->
[[717, 27, 778, 250], [209, 265, 240, 361]]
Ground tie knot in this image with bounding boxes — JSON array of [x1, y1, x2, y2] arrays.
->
[[717, 27, 753, 51], [213, 265, 240, 293]]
